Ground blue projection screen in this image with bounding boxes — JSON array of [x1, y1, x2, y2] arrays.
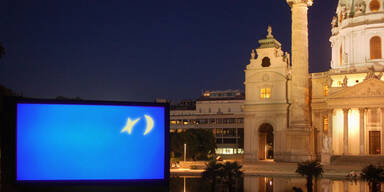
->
[[16, 103, 166, 181]]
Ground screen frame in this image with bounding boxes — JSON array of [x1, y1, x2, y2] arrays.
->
[[1, 97, 170, 192]]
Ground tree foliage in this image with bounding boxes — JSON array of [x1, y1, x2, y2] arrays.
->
[[296, 160, 323, 192], [201, 161, 243, 192], [220, 161, 243, 192], [361, 164, 384, 192], [202, 160, 222, 192], [170, 129, 216, 161]]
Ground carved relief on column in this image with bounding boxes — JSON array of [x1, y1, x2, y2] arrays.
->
[[343, 108, 349, 155], [286, 0, 312, 128], [359, 108, 366, 155]]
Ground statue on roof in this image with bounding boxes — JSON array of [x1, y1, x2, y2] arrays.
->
[[284, 52, 290, 66], [250, 49, 255, 60], [267, 25, 273, 38], [342, 76, 348, 87], [331, 16, 338, 28], [378, 72, 383, 80], [365, 67, 377, 80]]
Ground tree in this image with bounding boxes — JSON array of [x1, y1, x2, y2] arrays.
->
[[170, 132, 184, 159], [183, 129, 216, 160], [202, 160, 222, 192], [361, 164, 384, 192], [295, 160, 323, 192], [0, 42, 5, 59], [220, 161, 243, 192], [170, 129, 216, 161]]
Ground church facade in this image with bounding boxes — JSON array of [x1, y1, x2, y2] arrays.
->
[[244, 0, 384, 164]]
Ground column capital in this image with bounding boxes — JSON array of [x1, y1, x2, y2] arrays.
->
[[343, 108, 350, 113], [286, 0, 313, 7], [359, 108, 367, 113]]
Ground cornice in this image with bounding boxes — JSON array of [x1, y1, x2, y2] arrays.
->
[[286, 0, 313, 7]]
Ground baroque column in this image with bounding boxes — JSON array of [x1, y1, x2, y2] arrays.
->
[[359, 108, 365, 155], [343, 108, 349, 155], [287, 0, 312, 128], [285, 0, 314, 162]]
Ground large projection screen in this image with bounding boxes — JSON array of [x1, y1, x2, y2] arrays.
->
[[16, 102, 167, 181]]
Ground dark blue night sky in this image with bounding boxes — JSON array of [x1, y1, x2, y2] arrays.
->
[[0, 0, 337, 101]]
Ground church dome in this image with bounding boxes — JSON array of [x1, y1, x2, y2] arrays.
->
[[335, 0, 382, 23], [330, 0, 384, 72]]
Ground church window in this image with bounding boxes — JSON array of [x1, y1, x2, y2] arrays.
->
[[323, 116, 328, 133], [370, 36, 382, 59], [323, 85, 329, 96], [261, 57, 271, 67], [370, 0, 380, 12], [339, 46, 343, 66], [260, 88, 271, 99]]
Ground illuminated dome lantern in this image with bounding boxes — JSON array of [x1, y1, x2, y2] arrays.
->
[[330, 0, 384, 72]]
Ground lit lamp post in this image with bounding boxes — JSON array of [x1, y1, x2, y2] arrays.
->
[[184, 143, 187, 162]]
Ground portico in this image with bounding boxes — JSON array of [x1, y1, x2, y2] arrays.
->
[[313, 78, 384, 164]]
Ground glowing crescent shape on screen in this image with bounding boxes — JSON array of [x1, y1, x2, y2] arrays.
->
[[143, 115, 154, 135], [121, 117, 141, 134]]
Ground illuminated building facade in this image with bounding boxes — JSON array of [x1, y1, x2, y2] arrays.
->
[[170, 90, 244, 155], [244, 0, 384, 163]]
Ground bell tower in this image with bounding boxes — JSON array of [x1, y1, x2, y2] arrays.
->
[[285, 0, 315, 161], [243, 26, 291, 162]]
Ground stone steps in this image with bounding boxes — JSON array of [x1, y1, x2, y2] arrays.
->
[[331, 155, 384, 166]]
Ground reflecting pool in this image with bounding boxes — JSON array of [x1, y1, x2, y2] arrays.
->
[[170, 176, 384, 192]]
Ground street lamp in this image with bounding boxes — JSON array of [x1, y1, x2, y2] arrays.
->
[[184, 143, 187, 162]]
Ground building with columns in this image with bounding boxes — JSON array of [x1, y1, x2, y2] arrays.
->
[[244, 0, 384, 164]]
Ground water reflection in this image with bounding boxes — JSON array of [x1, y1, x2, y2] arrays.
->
[[244, 177, 307, 192], [171, 176, 384, 192]]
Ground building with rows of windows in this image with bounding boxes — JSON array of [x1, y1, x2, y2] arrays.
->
[[170, 90, 245, 156], [244, 0, 384, 164]]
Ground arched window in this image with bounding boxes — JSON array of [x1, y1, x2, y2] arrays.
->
[[370, 36, 382, 59], [370, 0, 380, 12], [339, 46, 343, 66]]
